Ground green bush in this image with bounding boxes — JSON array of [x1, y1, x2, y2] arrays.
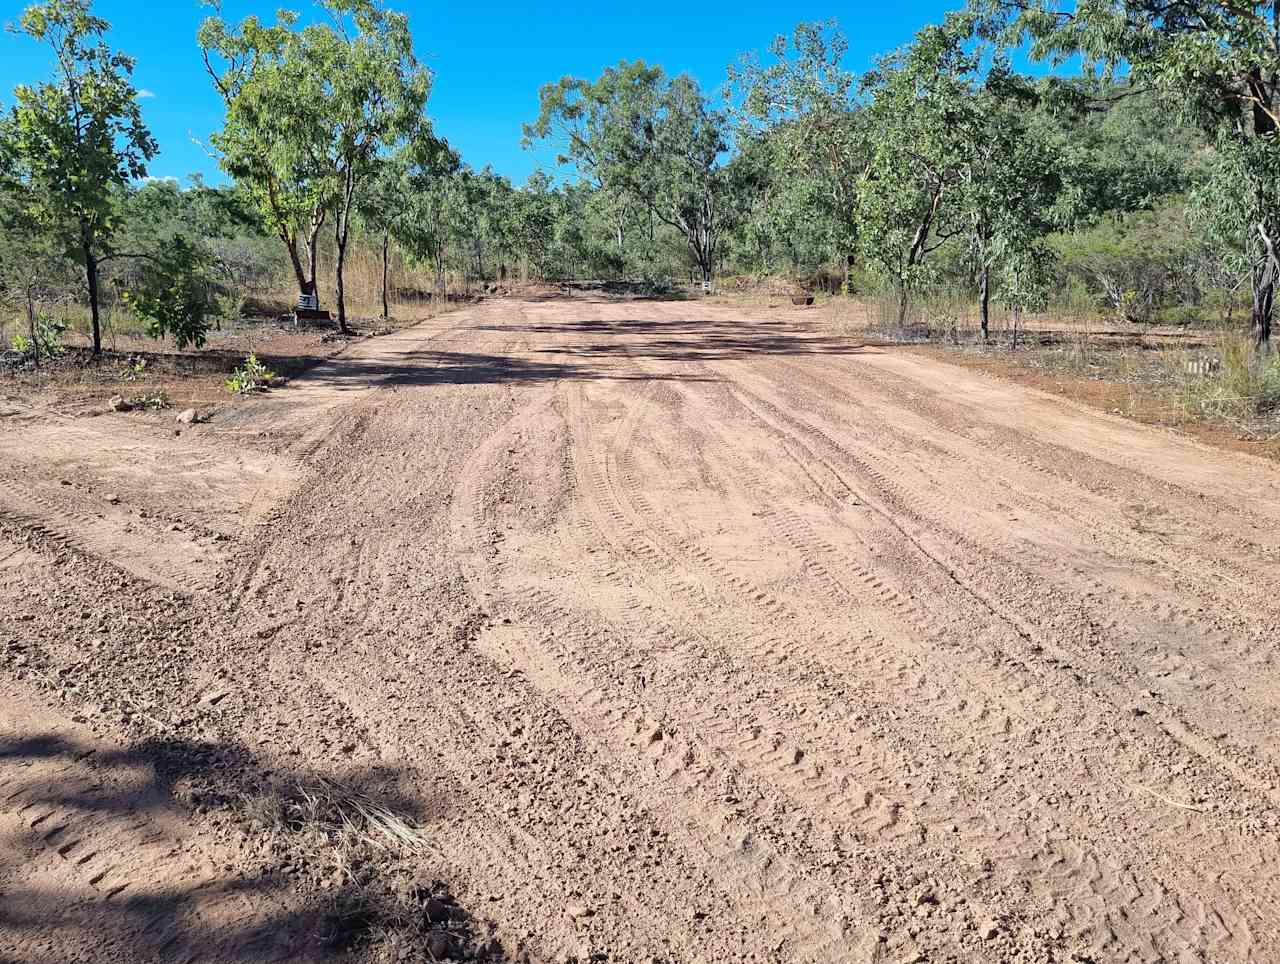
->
[[225, 353, 277, 395], [10, 313, 67, 358], [121, 237, 215, 349], [130, 389, 170, 410], [1155, 305, 1208, 327]]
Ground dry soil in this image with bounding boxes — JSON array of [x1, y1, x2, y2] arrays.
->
[[3, 292, 1280, 963]]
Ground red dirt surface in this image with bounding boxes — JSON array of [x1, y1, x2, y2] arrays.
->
[[3, 293, 1279, 963]]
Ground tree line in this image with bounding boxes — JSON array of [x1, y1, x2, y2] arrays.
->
[[1, 0, 1278, 353]]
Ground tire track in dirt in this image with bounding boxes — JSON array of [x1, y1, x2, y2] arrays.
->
[[446, 380, 907, 961], [701, 355, 1279, 960], [790, 352, 1280, 613], [570, 346, 1257, 960], [437, 314, 881, 960], [224, 310, 802, 962], [730, 358, 1280, 795], [0, 473, 218, 594], [535, 308, 1271, 960], [762, 356, 1280, 771]]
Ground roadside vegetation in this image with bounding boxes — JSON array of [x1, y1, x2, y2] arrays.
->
[[2, 0, 1279, 442]]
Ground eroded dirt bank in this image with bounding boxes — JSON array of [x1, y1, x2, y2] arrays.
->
[[3, 294, 1279, 963]]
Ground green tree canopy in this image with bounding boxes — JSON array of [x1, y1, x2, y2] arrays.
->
[[526, 62, 738, 286], [1, 0, 156, 354], [972, 0, 1280, 346]]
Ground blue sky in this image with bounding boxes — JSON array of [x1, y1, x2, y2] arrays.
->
[[1, 1, 961, 187]]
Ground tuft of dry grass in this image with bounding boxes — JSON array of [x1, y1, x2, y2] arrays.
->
[[1172, 335, 1280, 424], [298, 777, 433, 855], [242, 777, 432, 856], [235, 778, 497, 960]]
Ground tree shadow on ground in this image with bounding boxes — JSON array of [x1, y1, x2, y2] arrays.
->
[[477, 314, 885, 366], [0, 730, 509, 963], [294, 313, 881, 394]]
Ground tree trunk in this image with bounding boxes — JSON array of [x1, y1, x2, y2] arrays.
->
[[896, 282, 908, 328], [334, 219, 349, 335], [306, 232, 320, 301], [25, 284, 38, 368], [381, 231, 390, 321], [83, 234, 102, 356], [1251, 260, 1274, 350], [301, 205, 326, 303], [285, 234, 309, 299], [980, 265, 991, 342]]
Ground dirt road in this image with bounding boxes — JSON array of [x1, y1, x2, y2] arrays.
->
[[3, 293, 1280, 963]]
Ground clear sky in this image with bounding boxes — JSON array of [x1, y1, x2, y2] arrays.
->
[[0, 1, 960, 187]]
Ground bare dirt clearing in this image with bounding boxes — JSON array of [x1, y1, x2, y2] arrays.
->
[[3, 293, 1280, 963]]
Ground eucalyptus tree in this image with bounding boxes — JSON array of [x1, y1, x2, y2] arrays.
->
[[1, 0, 156, 355], [200, 0, 431, 331], [955, 68, 1068, 338], [375, 137, 463, 295], [198, 6, 327, 307], [356, 155, 404, 318], [726, 20, 868, 285], [288, 0, 432, 331], [0, 164, 78, 360], [471, 167, 519, 281], [852, 15, 1068, 330], [973, 0, 1280, 347], [525, 62, 736, 287], [856, 21, 977, 324]]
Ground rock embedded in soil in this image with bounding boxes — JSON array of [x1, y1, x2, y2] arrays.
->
[[426, 932, 456, 959]]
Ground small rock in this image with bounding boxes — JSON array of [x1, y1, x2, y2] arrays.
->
[[979, 920, 999, 940], [175, 408, 198, 425], [566, 903, 593, 919], [426, 932, 455, 959], [108, 395, 132, 412], [104, 492, 121, 505]]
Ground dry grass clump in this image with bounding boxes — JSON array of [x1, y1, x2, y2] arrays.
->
[[1174, 335, 1280, 423], [244, 776, 432, 855], [237, 779, 504, 961]]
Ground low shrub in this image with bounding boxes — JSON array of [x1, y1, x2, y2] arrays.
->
[[225, 353, 278, 395]]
